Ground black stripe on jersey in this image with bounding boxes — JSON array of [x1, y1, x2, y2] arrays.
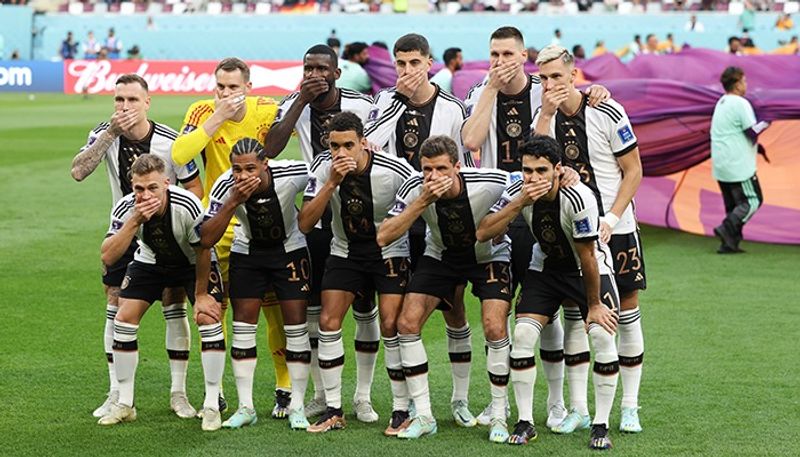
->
[[93, 122, 110, 133], [271, 164, 309, 177], [438, 90, 467, 117], [465, 81, 487, 100], [561, 187, 585, 213], [211, 175, 235, 200], [272, 170, 310, 181], [594, 103, 622, 124], [363, 99, 404, 137], [530, 74, 542, 85], [397, 175, 423, 199], [279, 92, 301, 107], [310, 152, 332, 173], [462, 172, 507, 186], [153, 123, 178, 140], [598, 101, 623, 122], [171, 193, 203, 219], [373, 154, 412, 179], [507, 179, 524, 197], [340, 87, 373, 103], [113, 199, 135, 219], [613, 141, 639, 158]]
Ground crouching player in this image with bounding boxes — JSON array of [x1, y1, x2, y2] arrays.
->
[[200, 138, 312, 430], [97, 155, 226, 431], [476, 135, 620, 449]]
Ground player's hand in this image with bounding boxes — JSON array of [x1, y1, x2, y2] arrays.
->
[[559, 166, 580, 188], [585, 85, 610, 107], [488, 60, 519, 90], [541, 84, 569, 117], [231, 175, 260, 204], [366, 141, 383, 154], [396, 69, 427, 98], [108, 110, 136, 137], [521, 180, 551, 204], [214, 92, 246, 121], [133, 197, 161, 223], [586, 304, 618, 335], [193, 293, 221, 322], [421, 175, 453, 204], [299, 76, 330, 104], [599, 221, 612, 244], [330, 154, 357, 185]]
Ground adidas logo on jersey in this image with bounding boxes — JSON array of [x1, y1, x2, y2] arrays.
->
[[507, 107, 519, 116], [301, 284, 310, 292], [635, 273, 644, 282], [215, 137, 227, 145]]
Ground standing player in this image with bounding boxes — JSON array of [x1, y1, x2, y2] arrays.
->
[[96, 155, 226, 432], [264, 45, 380, 422], [461, 26, 609, 427], [172, 58, 291, 418], [476, 135, 619, 449], [298, 113, 414, 434], [365, 34, 478, 428], [533, 45, 645, 434], [71, 74, 202, 420], [377, 136, 512, 442], [200, 138, 312, 430]]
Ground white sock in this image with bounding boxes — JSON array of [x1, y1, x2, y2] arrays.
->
[[446, 324, 472, 403], [105, 304, 119, 392], [589, 324, 619, 426], [399, 333, 432, 418], [539, 311, 565, 410], [318, 329, 344, 409], [510, 318, 541, 423], [307, 306, 325, 401], [564, 308, 590, 416], [486, 337, 510, 420], [231, 321, 258, 410], [383, 335, 409, 411], [113, 320, 139, 407], [619, 307, 644, 409], [284, 323, 311, 411], [198, 323, 225, 410], [163, 303, 190, 394], [353, 307, 379, 403]]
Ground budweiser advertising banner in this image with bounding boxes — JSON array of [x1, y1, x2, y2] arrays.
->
[[64, 60, 304, 95]]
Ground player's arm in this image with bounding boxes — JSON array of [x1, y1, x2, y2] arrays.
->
[[200, 175, 258, 248], [602, 148, 642, 241], [71, 113, 132, 181], [533, 88, 565, 137], [377, 175, 449, 247], [172, 103, 215, 166], [298, 155, 352, 233], [575, 240, 616, 334], [182, 175, 204, 200], [298, 186, 336, 234], [461, 84, 498, 151], [364, 91, 408, 149], [476, 193, 526, 243], [192, 246, 221, 323], [100, 197, 159, 265], [263, 98, 304, 158]]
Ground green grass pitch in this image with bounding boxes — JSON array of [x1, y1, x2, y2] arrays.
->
[[1, 93, 798, 456]]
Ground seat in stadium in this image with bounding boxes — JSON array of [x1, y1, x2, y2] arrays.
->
[[207, 1, 223, 14], [785, 1, 799, 13], [254, 1, 272, 14], [67, 2, 83, 15]]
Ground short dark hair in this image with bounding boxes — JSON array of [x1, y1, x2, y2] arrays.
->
[[130, 154, 166, 177], [728, 36, 741, 45], [720, 66, 745, 92], [646, 33, 656, 41], [215, 57, 250, 82], [393, 33, 430, 57], [443, 47, 461, 66], [305, 44, 338, 67], [372, 41, 389, 50], [327, 37, 341, 49], [116, 73, 148, 91], [328, 112, 364, 138], [231, 137, 267, 161], [420, 136, 459, 165], [490, 26, 524, 45], [344, 42, 369, 59], [520, 135, 562, 166]]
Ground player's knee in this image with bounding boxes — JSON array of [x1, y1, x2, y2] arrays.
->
[[512, 320, 538, 352], [379, 316, 397, 337], [620, 292, 638, 310], [319, 313, 343, 332], [482, 318, 507, 342], [397, 313, 421, 335], [195, 312, 217, 326], [588, 325, 617, 359]]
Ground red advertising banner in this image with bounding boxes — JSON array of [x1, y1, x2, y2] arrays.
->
[[64, 60, 303, 95]]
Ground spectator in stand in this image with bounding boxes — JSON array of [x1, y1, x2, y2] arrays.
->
[[775, 14, 794, 31], [739, 0, 757, 32], [727, 36, 744, 55], [327, 37, 341, 57], [773, 36, 799, 54], [105, 28, 123, 60], [740, 29, 755, 48], [592, 40, 608, 56], [60, 31, 78, 60], [642, 34, 660, 54], [685, 14, 705, 32], [147, 16, 158, 32], [372, 41, 389, 50], [572, 44, 586, 60], [337, 42, 372, 94], [526, 46, 539, 64], [127, 45, 142, 60], [658, 33, 680, 54], [430, 47, 463, 92], [551, 29, 562, 46], [84, 31, 100, 60]]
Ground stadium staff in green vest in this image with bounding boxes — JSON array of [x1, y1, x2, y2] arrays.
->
[[710, 66, 769, 254]]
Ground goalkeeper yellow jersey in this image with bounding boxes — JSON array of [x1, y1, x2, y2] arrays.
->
[[172, 96, 278, 205]]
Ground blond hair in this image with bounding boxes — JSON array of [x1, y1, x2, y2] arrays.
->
[[535, 45, 574, 67]]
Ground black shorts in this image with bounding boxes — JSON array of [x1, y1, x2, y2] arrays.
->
[[609, 231, 647, 295], [409, 231, 426, 272], [517, 269, 619, 319], [119, 260, 223, 304], [102, 240, 138, 287], [406, 256, 512, 309], [306, 227, 333, 306], [508, 219, 534, 294], [321, 255, 408, 296], [229, 248, 311, 301]]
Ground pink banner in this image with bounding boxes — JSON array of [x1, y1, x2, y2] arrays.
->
[[64, 60, 303, 96]]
